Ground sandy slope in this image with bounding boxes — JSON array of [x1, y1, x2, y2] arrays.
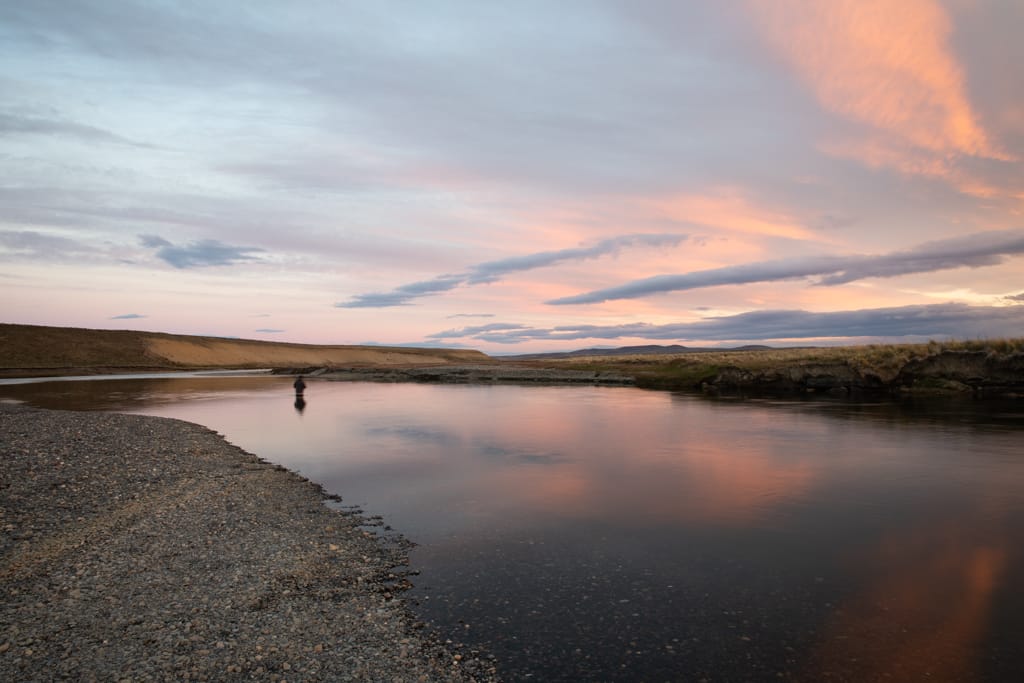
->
[[0, 323, 489, 373], [146, 337, 487, 367]]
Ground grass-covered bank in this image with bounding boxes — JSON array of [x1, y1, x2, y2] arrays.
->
[[535, 339, 1024, 397]]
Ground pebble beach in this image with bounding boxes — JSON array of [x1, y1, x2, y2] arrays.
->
[[0, 403, 496, 682]]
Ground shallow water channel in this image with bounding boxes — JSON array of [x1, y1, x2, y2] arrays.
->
[[3, 375, 1024, 681]]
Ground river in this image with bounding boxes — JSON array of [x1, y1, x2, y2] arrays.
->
[[2, 374, 1022, 681]]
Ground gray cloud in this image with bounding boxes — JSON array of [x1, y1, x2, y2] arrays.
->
[[428, 322, 529, 340], [447, 313, 496, 319], [254, 328, 284, 333], [431, 303, 1024, 344], [469, 234, 685, 284], [0, 112, 152, 147], [1006, 293, 1024, 303], [139, 234, 263, 268], [0, 188, 394, 269], [0, 1, 778, 196], [139, 234, 171, 248], [0, 230, 98, 259], [338, 233, 686, 308], [110, 313, 146, 319], [549, 231, 1024, 304], [339, 274, 466, 308]]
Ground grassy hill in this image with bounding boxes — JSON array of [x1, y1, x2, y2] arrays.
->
[[0, 324, 489, 376]]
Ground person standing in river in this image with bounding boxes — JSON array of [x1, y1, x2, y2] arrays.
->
[[293, 375, 307, 414]]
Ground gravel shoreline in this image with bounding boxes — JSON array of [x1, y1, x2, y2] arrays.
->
[[0, 403, 497, 682]]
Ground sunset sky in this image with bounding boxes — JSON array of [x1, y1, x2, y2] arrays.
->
[[2, 1, 1022, 353]]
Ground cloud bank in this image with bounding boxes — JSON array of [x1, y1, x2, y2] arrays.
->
[[140, 235, 264, 269], [549, 231, 1024, 305], [337, 233, 685, 308], [431, 303, 1024, 344]]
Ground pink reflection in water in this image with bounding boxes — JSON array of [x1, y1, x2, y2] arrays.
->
[[6, 377, 1022, 680]]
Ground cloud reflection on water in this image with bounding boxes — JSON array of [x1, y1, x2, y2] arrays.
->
[[807, 516, 1009, 681], [2, 378, 1021, 680]]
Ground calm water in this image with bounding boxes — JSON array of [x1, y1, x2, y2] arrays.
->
[[3, 375, 1023, 681]]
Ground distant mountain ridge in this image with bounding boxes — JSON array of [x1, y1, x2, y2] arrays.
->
[[505, 344, 775, 360]]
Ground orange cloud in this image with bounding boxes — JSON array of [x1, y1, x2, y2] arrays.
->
[[749, 0, 1012, 187], [645, 188, 821, 242]]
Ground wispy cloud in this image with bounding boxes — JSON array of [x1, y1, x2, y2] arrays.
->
[[428, 322, 530, 340], [646, 191, 817, 241], [447, 313, 496, 319], [0, 230, 99, 260], [140, 234, 264, 269], [467, 234, 686, 284], [431, 303, 1024, 344], [255, 328, 285, 333], [1007, 293, 1024, 303], [550, 231, 1024, 305], [748, 0, 1012, 191], [337, 233, 686, 308], [110, 313, 146, 320], [0, 112, 153, 147]]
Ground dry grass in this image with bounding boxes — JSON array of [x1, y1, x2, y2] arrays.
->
[[0, 323, 489, 374], [538, 339, 1024, 389]]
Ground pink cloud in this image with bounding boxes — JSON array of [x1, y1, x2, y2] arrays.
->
[[749, 0, 1013, 191], [643, 188, 823, 242]]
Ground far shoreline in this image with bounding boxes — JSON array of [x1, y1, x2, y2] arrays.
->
[[1, 323, 1022, 398]]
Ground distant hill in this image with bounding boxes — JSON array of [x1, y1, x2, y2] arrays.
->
[[506, 344, 776, 360], [0, 323, 489, 376]]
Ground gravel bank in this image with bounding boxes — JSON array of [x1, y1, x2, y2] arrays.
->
[[0, 403, 497, 682]]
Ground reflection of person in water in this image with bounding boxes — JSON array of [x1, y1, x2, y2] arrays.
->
[[293, 375, 307, 414]]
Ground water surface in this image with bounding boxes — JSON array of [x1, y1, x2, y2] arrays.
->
[[3, 377, 1022, 681]]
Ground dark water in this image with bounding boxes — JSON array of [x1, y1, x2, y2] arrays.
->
[[3, 376, 1023, 681]]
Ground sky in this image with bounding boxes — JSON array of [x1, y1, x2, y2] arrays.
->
[[1, 0, 1022, 354]]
